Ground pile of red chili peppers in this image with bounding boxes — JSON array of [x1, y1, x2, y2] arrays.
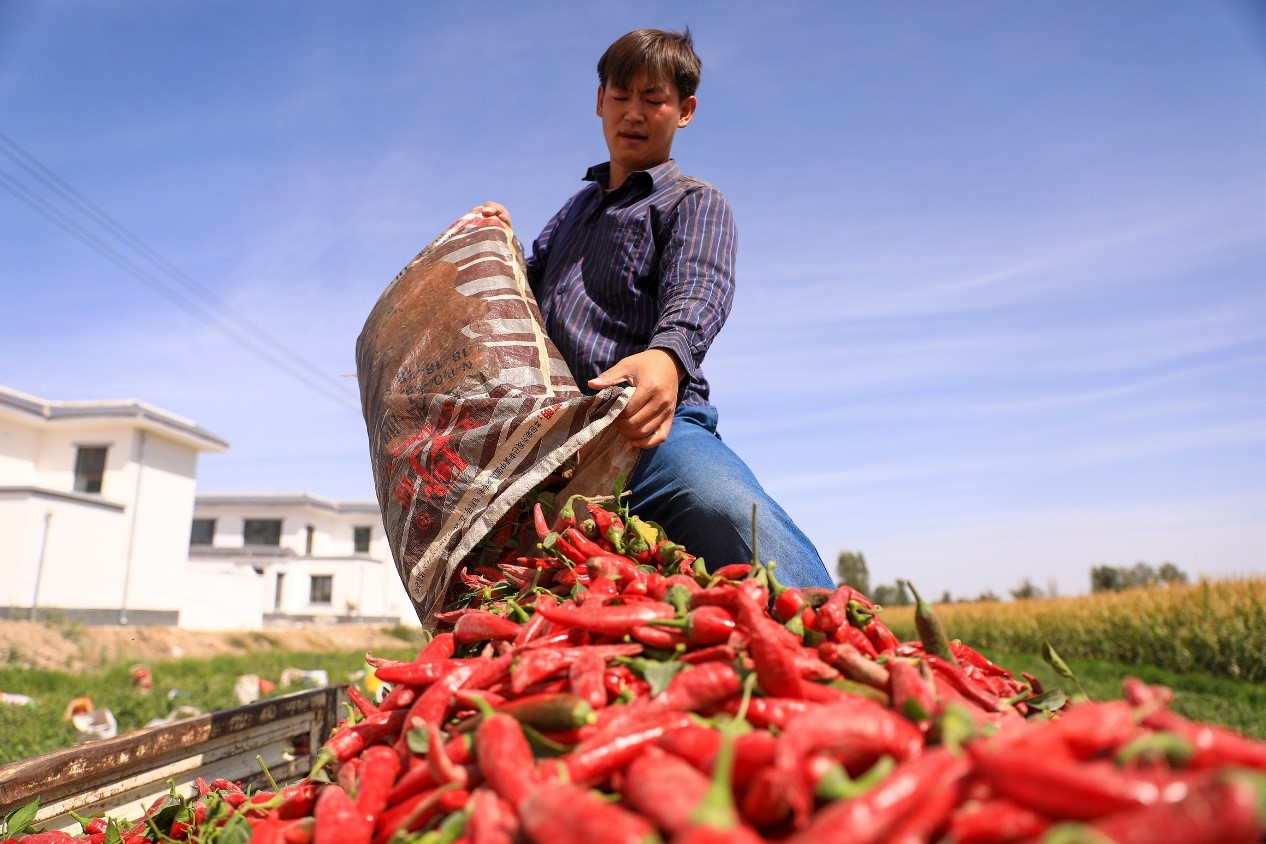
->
[[5, 495, 1265, 843]]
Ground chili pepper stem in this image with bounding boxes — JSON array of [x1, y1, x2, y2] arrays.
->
[[256, 754, 281, 793]]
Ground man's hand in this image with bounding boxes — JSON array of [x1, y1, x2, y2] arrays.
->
[[588, 349, 685, 449], [475, 202, 512, 227]]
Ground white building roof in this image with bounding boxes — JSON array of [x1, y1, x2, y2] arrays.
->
[[194, 491, 379, 514], [0, 384, 229, 452]]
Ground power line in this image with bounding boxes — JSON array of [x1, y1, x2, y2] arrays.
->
[[0, 131, 360, 412]]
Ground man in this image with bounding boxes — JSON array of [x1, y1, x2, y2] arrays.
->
[[480, 28, 833, 589]]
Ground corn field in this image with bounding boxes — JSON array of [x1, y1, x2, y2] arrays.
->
[[882, 577, 1266, 682]]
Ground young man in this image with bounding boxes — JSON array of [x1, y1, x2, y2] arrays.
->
[[481, 28, 834, 589]]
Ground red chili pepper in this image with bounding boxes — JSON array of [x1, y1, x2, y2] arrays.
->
[[772, 587, 807, 622], [679, 643, 740, 665], [475, 712, 539, 808], [585, 553, 643, 584], [673, 721, 767, 844], [943, 798, 1050, 844], [532, 502, 551, 540], [354, 744, 401, 827], [729, 729, 780, 793], [682, 605, 738, 646], [1078, 770, 1265, 844], [346, 685, 380, 717], [387, 734, 474, 805], [784, 746, 960, 843], [519, 782, 659, 844], [398, 663, 477, 737], [464, 786, 519, 844], [711, 562, 755, 581], [535, 599, 675, 637], [562, 709, 694, 786], [568, 648, 609, 710], [371, 786, 469, 844], [374, 657, 474, 686], [888, 656, 940, 724], [513, 592, 557, 646], [314, 708, 408, 772], [621, 745, 712, 836], [657, 722, 723, 770], [275, 781, 320, 820], [581, 575, 620, 605], [740, 765, 793, 830], [862, 615, 901, 653], [775, 697, 926, 825], [313, 784, 371, 844], [967, 741, 1189, 820], [816, 641, 889, 689], [736, 592, 804, 699], [882, 753, 969, 844], [631, 622, 688, 649], [453, 610, 522, 643], [647, 661, 742, 714], [1141, 707, 1266, 771], [562, 526, 610, 561], [832, 621, 880, 657]]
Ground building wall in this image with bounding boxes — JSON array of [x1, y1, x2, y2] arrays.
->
[[180, 564, 265, 630], [1, 403, 214, 625], [0, 488, 131, 620], [190, 498, 412, 627], [0, 417, 38, 484]]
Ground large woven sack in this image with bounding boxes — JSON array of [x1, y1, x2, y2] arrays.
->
[[356, 212, 638, 626]]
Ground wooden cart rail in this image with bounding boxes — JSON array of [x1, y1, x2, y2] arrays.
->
[[0, 685, 344, 832]]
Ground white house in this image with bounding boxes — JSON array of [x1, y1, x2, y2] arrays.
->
[[0, 384, 228, 625], [187, 492, 415, 628], [0, 384, 417, 630]]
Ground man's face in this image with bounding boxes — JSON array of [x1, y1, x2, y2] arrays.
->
[[596, 69, 697, 180]]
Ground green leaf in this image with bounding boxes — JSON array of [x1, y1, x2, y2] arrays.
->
[[3, 799, 39, 835], [1025, 689, 1069, 712], [1041, 640, 1075, 680], [406, 725, 431, 755], [632, 658, 686, 697], [1041, 640, 1089, 700]]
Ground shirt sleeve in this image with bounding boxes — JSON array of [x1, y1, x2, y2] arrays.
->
[[648, 184, 737, 386]]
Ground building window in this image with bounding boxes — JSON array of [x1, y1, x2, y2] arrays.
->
[[73, 445, 108, 494], [190, 518, 216, 546], [354, 526, 371, 554], [274, 572, 285, 610], [244, 519, 282, 547], [305, 525, 315, 556], [309, 575, 333, 605]]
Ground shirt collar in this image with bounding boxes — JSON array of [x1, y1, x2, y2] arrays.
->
[[583, 159, 681, 193]]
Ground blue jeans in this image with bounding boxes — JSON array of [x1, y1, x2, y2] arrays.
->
[[628, 404, 835, 590]]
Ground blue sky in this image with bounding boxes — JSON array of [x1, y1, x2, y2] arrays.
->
[[2, 1, 1263, 599]]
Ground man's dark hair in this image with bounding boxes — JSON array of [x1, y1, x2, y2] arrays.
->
[[597, 28, 702, 102]]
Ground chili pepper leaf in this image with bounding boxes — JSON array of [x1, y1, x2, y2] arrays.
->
[[1040, 640, 1074, 679], [2, 799, 39, 835], [213, 812, 253, 844], [1041, 639, 1090, 699], [1025, 688, 1069, 712], [404, 725, 432, 754], [628, 658, 686, 697]]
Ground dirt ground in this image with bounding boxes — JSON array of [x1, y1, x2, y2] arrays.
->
[[0, 620, 423, 672]]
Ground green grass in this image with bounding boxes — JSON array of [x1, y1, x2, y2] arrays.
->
[[0, 648, 416, 764]]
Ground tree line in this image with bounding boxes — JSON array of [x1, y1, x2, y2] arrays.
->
[[835, 551, 1191, 605]]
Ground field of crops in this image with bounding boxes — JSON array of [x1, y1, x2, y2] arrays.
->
[[883, 577, 1266, 682]]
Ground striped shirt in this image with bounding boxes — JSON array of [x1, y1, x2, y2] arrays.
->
[[526, 159, 737, 408]]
